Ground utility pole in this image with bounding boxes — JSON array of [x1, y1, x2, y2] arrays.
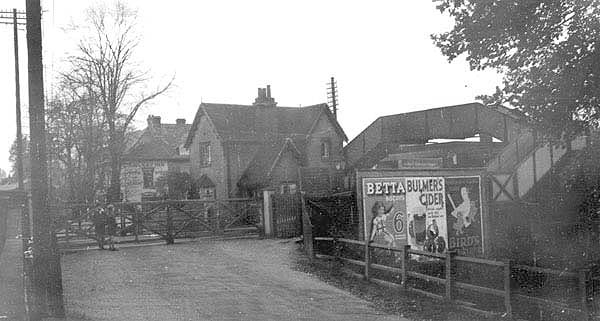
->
[[9, 10, 26, 191], [0, 7, 33, 319], [25, 0, 64, 319], [1, 8, 27, 232], [327, 77, 338, 119]]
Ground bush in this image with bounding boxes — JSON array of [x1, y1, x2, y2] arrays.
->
[[155, 171, 194, 200]]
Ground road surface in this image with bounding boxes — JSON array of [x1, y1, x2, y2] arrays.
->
[[59, 238, 407, 321]]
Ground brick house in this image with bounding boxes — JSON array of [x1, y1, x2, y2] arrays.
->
[[121, 115, 192, 201], [184, 86, 348, 198]]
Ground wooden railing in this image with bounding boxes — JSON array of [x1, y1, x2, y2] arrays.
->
[[487, 129, 537, 172], [306, 233, 593, 321]]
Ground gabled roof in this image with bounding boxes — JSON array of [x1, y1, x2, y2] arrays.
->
[[196, 174, 216, 188], [123, 123, 192, 160], [237, 137, 304, 190], [123, 130, 144, 151], [185, 102, 347, 147]]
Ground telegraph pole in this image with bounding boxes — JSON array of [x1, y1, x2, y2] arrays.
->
[[327, 77, 338, 119], [1, 8, 28, 235], [0, 7, 33, 319], [12, 9, 25, 192], [25, 0, 64, 319], [12, 8, 33, 320]]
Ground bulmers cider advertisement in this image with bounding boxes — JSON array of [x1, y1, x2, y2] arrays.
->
[[362, 176, 483, 255], [405, 177, 447, 253]]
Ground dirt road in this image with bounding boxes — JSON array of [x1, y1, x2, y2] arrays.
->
[[60, 238, 407, 321]]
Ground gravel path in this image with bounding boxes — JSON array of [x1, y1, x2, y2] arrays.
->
[[60, 238, 407, 321]]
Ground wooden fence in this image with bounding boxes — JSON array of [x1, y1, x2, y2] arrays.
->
[[301, 203, 594, 321], [54, 199, 260, 247]]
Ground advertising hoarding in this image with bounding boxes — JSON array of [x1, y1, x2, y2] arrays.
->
[[445, 176, 483, 256], [362, 174, 483, 256], [362, 177, 407, 249]]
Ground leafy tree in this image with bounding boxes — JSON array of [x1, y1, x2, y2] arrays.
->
[[61, 1, 173, 202], [432, 0, 600, 138], [432, 1, 600, 267]]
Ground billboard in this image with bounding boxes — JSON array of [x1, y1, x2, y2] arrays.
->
[[362, 175, 483, 255], [362, 177, 407, 249], [445, 176, 483, 256], [405, 177, 447, 253]]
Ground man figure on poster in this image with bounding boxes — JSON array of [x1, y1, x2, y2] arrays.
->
[[448, 186, 477, 235]]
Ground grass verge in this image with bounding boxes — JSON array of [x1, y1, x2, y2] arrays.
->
[[291, 244, 506, 321]]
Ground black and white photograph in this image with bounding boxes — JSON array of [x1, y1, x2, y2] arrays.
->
[[1, 1, 599, 320]]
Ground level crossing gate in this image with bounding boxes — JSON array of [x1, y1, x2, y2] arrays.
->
[[54, 199, 260, 247]]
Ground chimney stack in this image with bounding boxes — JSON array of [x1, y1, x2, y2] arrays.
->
[[176, 118, 186, 125], [253, 84, 277, 107], [147, 115, 161, 128]]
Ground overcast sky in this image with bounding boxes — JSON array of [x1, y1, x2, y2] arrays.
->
[[0, 0, 502, 174]]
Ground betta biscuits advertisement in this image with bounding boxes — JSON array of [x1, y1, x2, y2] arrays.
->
[[362, 177, 408, 249]]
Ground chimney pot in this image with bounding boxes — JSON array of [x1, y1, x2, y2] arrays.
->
[[147, 115, 161, 128], [253, 85, 277, 107], [176, 118, 186, 125]]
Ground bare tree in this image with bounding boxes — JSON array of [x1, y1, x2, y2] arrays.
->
[[46, 87, 108, 203], [61, 1, 173, 202]]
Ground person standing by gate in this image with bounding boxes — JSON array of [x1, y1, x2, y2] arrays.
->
[[105, 204, 118, 251], [91, 204, 106, 250]]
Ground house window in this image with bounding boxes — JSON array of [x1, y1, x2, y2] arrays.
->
[[280, 183, 297, 194], [199, 142, 211, 167], [142, 167, 154, 188], [321, 139, 331, 158]]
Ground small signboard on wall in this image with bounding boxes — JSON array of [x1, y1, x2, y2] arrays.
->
[[398, 158, 443, 169], [359, 169, 485, 256]]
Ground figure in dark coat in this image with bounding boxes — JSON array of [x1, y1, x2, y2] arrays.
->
[[91, 205, 106, 250], [105, 204, 118, 251]]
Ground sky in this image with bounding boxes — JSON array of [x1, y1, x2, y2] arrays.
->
[[0, 0, 503, 175]]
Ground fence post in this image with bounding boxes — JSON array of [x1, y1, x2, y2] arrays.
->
[[445, 251, 456, 302], [503, 259, 513, 319], [401, 245, 410, 289], [134, 208, 139, 243], [300, 192, 314, 262], [215, 202, 221, 234], [262, 191, 274, 238], [579, 269, 590, 321], [133, 205, 142, 243], [166, 205, 174, 244]]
